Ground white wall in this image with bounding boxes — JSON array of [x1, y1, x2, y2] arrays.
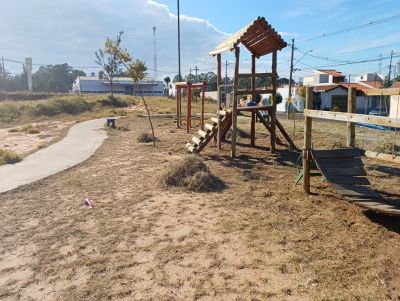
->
[[390, 95, 400, 118]]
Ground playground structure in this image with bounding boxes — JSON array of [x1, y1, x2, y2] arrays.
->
[[175, 81, 206, 133], [302, 86, 400, 216], [185, 17, 296, 156]]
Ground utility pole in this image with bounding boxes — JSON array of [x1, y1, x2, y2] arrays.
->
[[189, 67, 192, 81], [388, 50, 394, 83], [194, 66, 199, 83], [288, 38, 295, 118]]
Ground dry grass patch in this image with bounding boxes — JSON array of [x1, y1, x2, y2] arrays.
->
[[161, 155, 225, 192], [0, 148, 21, 165], [137, 132, 155, 143]]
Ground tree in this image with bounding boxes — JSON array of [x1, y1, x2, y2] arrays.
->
[[95, 31, 131, 97]]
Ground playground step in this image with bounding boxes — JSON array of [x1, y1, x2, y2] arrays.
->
[[198, 130, 208, 138], [204, 123, 215, 131], [211, 117, 219, 124], [192, 136, 202, 145], [218, 110, 227, 116]]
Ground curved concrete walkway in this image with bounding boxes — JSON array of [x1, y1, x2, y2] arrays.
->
[[0, 118, 107, 193]]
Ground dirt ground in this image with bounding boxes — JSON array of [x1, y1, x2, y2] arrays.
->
[[0, 121, 75, 157], [0, 112, 400, 300]]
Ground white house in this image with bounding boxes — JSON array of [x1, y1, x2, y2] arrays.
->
[[303, 69, 346, 86], [72, 76, 164, 96]]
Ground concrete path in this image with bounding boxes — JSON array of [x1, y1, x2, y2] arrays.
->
[[0, 118, 107, 193]]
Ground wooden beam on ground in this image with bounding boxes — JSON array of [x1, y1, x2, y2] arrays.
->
[[365, 150, 400, 164], [303, 86, 313, 194], [304, 110, 400, 128], [347, 87, 356, 148], [364, 88, 400, 96]]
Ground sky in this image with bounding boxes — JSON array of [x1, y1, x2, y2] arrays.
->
[[1, 0, 400, 82]]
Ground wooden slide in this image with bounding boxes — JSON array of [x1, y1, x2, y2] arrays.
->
[[311, 148, 400, 216]]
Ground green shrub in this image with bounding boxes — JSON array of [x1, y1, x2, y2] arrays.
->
[[0, 149, 22, 165], [22, 124, 40, 134], [98, 96, 131, 108], [0, 103, 22, 122], [30, 97, 92, 117]]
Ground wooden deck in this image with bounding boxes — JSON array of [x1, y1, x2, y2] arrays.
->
[[311, 149, 400, 216]]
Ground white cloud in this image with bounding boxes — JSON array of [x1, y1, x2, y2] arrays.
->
[[0, 0, 227, 79]]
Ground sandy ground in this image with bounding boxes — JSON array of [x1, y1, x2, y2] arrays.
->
[[0, 121, 74, 157], [0, 114, 400, 300]]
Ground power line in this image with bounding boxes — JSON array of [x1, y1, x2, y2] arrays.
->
[[298, 13, 400, 43]]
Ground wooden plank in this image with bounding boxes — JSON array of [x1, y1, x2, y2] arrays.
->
[[192, 136, 201, 145], [364, 88, 400, 96], [270, 50, 277, 154], [322, 167, 367, 176], [255, 111, 284, 145], [211, 117, 219, 124], [332, 184, 380, 197], [304, 109, 400, 128], [316, 158, 364, 168], [218, 110, 227, 116], [198, 130, 208, 139], [311, 149, 362, 160], [237, 105, 272, 112], [205, 123, 214, 131], [324, 175, 370, 185], [237, 72, 273, 79], [275, 118, 298, 150], [236, 89, 274, 96]]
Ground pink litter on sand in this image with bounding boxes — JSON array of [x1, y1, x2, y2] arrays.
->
[[84, 197, 95, 208]]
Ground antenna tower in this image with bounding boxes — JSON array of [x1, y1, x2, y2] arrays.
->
[[153, 26, 157, 80]]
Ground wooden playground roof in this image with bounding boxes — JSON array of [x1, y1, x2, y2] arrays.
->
[[209, 17, 287, 57]]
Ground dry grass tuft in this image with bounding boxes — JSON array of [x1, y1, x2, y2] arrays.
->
[[0, 148, 22, 165], [161, 156, 224, 192], [137, 132, 155, 143]]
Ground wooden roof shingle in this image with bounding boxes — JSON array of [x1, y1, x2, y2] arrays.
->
[[209, 17, 287, 57]]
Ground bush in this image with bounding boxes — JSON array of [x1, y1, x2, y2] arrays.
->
[[22, 124, 40, 134], [0, 104, 22, 122], [137, 132, 155, 143], [98, 96, 131, 108], [30, 97, 92, 117], [161, 156, 224, 192], [0, 149, 22, 165]]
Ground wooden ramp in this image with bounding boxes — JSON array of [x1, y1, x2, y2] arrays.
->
[[311, 149, 400, 216]]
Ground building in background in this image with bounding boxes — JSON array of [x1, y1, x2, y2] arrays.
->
[[72, 76, 163, 96], [303, 69, 346, 86]]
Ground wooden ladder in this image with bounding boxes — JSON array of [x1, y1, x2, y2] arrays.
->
[[186, 110, 232, 153]]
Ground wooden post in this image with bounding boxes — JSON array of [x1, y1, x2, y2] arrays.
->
[[303, 86, 313, 194], [217, 54, 222, 149], [346, 87, 356, 148], [187, 84, 192, 133], [251, 54, 256, 146], [270, 50, 277, 153], [231, 47, 240, 158], [176, 88, 180, 128], [201, 81, 205, 130]]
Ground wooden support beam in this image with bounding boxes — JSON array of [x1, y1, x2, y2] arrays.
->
[[303, 86, 313, 194], [347, 87, 356, 148], [176, 88, 180, 128], [236, 89, 274, 96], [270, 50, 277, 154], [217, 54, 222, 150], [201, 82, 205, 130], [187, 84, 192, 133], [237, 72, 273, 79], [251, 55, 256, 146], [303, 110, 400, 128], [364, 88, 400, 96], [231, 47, 240, 158]]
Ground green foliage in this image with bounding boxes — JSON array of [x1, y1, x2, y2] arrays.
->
[[296, 85, 306, 98], [0, 149, 22, 165], [22, 124, 40, 134], [98, 96, 131, 108], [95, 31, 132, 96], [127, 60, 147, 82], [0, 104, 22, 122]]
